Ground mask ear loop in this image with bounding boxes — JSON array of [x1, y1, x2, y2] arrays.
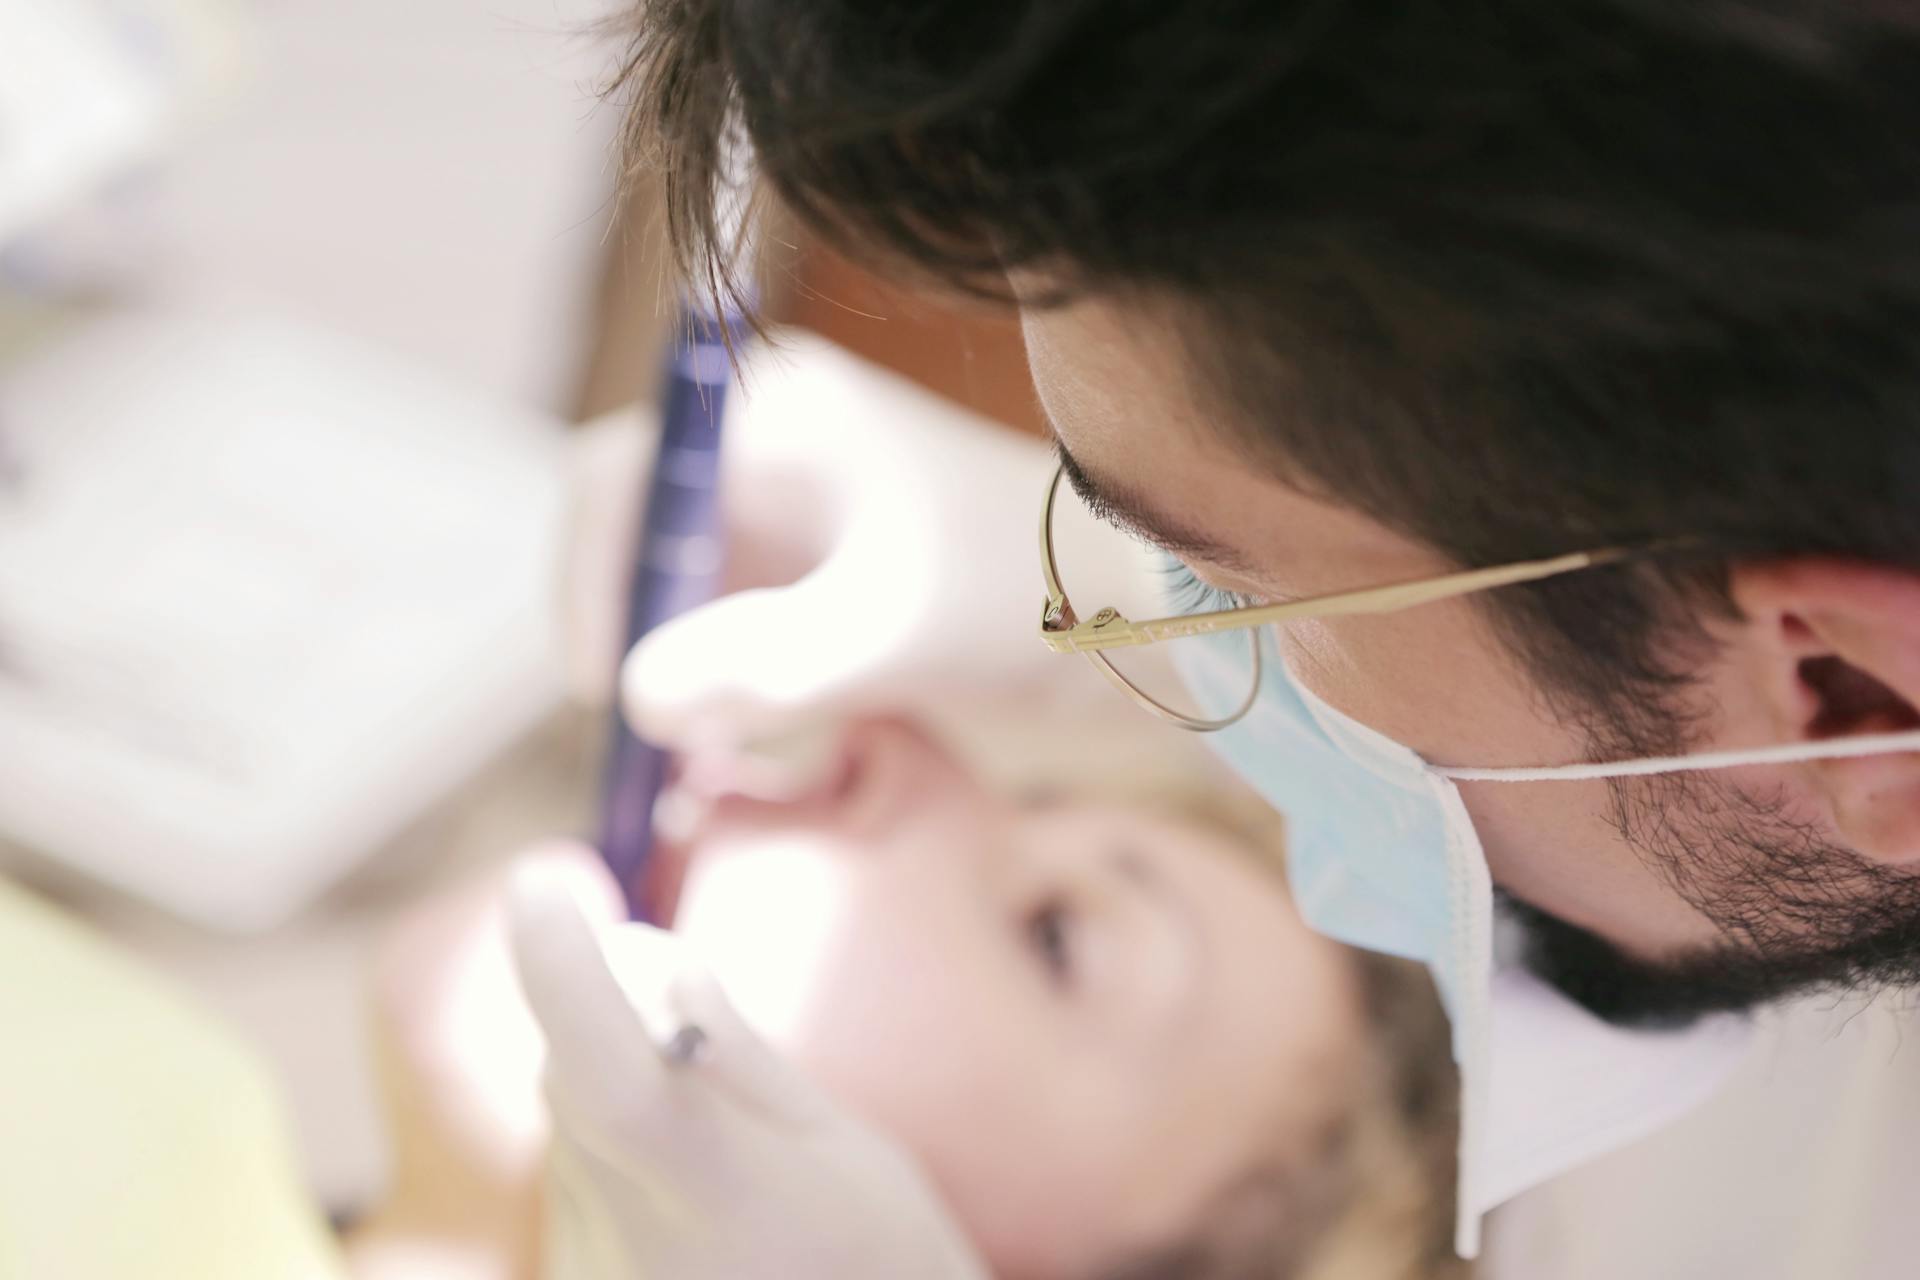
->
[[1435, 728, 1920, 783]]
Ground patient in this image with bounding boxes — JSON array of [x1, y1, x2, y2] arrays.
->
[[667, 715, 1459, 1278], [349, 721, 1451, 1280], [349, 717, 1459, 1280]]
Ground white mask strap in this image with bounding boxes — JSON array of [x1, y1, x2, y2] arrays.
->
[[1436, 728, 1920, 783]]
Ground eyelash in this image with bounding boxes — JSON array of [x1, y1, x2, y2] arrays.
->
[[1158, 561, 1252, 615], [1026, 898, 1076, 987]]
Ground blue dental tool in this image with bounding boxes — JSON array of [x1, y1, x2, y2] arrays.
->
[[598, 304, 742, 920]]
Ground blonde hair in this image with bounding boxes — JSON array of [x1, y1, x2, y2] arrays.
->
[[1298, 950, 1467, 1280], [1086, 776, 1467, 1280]]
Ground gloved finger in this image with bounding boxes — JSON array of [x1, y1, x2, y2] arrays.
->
[[525, 839, 630, 928], [592, 925, 839, 1131], [649, 945, 840, 1132], [505, 855, 668, 1111], [591, 920, 706, 1050], [376, 841, 616, 1163], [620, 559, 898, 749]]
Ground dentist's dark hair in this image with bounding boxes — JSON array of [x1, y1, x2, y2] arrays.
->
[[611, 0, 1920, 735]]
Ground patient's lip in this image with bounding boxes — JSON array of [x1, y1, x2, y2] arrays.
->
[[663, 728, 861, 831]]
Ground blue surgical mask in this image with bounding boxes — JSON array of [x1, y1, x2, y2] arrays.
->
[[1177, 626, 1920, 1255], [1179, 629, 1488, 1045]]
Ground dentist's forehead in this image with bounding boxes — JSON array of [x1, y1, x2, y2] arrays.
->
[[1022, 296, 1263, 568], [1019, 296, 1447, 594]]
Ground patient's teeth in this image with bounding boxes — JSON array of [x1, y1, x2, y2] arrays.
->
[[681, 726, 845, 803], [651, 784, 707, 844]]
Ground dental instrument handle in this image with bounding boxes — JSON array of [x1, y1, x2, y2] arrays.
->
[[597, 305, 737, 920]]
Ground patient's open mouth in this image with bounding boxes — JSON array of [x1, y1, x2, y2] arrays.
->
[[654, 728, 860, 839]]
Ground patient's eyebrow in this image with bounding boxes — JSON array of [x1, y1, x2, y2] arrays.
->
[[1054, 442, 1259, 576]]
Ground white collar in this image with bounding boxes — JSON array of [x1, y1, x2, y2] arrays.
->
[[1461, 965, 1755, 1241]]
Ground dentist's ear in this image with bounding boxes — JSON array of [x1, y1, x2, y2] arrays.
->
[[1730, 558, 1920, 865]]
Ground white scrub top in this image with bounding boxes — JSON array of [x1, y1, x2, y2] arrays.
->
[[1485, 993, 1920, 1279]]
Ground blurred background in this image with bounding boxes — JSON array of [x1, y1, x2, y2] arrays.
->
[[0, 0, 1045, 1266]]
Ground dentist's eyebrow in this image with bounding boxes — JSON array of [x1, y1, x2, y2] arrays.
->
[[1053, 441, 1260, 576]]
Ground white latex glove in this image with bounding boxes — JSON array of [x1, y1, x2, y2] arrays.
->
[[567, 332, 1094, 750], [506, 852, 990, 1280]]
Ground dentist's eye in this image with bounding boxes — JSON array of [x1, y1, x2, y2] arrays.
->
[[1026, 898, 1077, 986], [1158, 561, 1251, 615]]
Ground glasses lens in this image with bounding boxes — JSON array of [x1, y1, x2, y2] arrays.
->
[[1047, 479, 1261, 726]]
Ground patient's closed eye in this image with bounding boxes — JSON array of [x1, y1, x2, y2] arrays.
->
[[1026, 898, 1078, 987]]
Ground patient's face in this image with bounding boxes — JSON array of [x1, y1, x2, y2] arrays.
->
[[671, 718, 1362, 1279]]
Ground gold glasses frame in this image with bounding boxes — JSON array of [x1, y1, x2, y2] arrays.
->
[[1038, 462, 1632, 732]]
